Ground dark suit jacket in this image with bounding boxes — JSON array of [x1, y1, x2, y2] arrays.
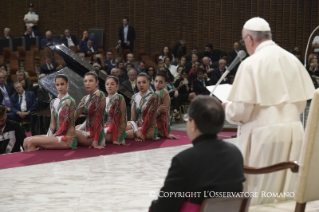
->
[[60, 35, 78, 47], [150, 134, 245, 211], [1, 35, 14, 39], [192, 78, 210, 95], [41, 37, 59, 49], [104, 59, 116, 74], [227, 50, 241, 75], [172, 42, 187, 59], [121, 79, 139, 94], [81, 45, 97, 57], [23, 30, 41, 38], [210, 68, 231, 85], [0, 84, 14, 106], [0, 119, 26, 154], [40, 62, 58, 75], [10, 91, 37, 114], [118, 25, 136, 47]]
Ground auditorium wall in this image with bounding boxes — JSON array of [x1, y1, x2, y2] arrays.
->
[[1, 0, 319, 56]]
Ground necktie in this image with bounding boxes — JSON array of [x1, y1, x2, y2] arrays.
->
[[1, 85, 10, 107], [19, 95, 22, 110], [47, 64, 51, 70], [131, 81, 135, 89]]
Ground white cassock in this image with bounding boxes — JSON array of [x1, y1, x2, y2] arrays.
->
[[225, 40, 315, 205]]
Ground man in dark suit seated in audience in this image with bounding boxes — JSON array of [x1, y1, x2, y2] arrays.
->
[[202, 43, 221, 64], [40, 55, 62, 75], [0, 72, 14, 113], [193, 68, 211, 95], [81, 39, 97, 57], [16, 70, 33, 91], [0, 105, 26, 154], [1, 28, 14, 39], [122, 68, 139, 94], [210, 59, 231, 85], [202, 56, 214, 75], [211, 51, 228, 68], [104, 50, 116, 74], [32, 74, 51, 110], [60, 29, 78, 48], [78, 30, 96, 51], [41, 31, 58, 49], [185, 53, 199, 73], [23, 26, 40, 38], [150, 96, 245, 211], [7, 82, 36, 122], [110, 68, 126, 84]]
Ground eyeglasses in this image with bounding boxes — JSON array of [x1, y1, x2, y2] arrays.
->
[[183, 114, 192, 122], [239, 35, 250, 46]]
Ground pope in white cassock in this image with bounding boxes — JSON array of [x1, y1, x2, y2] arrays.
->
[[224, 17, 315, 205]]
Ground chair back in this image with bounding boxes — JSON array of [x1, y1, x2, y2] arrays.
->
[[200, 197, 251, 212], [294, 88, 319, 203]]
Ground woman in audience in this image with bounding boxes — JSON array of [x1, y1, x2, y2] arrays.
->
[[154, 72, 179, 139], [159, 46, 175, 63], [146, 66, 156, 85], [174, 66, 184, 83], [75, 71, 106, 149], [178, 56, 187, 68], [23, 74, 77, 151], [104, 76, 127, 145], [89, 54, 105, 71], [0, 65, 13, 84], [125, 73, 159, 142], [174, 69, 196, 105]]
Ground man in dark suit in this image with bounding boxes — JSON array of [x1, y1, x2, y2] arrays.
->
[[40, 55, 62, 75], [192, 69, 211, 95], [80, 39, 97, 57], [211, 51, 228, 68], [23, 26, 40, 38], [0, 105, 26, 154], [60, 29, 78, 48], [172, 39, 187, 59], [227, 42, 241, 75], [7, 82, 36, 122], [201, 43, 221, 63], [41, 31, 58, 49], [118, 17, 136, 52], [104, 49, 116, 74], [1, 28, 14, 39], [78, 30, 96, 51], [122, 68, 139, 94], [150, 96, 245, 211], [16, 70, 33, 91], [210, 59, 231, 85], [0, 72, 14, 112]]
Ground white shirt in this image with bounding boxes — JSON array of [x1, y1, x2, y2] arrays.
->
[[66, 36, 75, 47], [19, 91, 27, 112], [24, 12, 39, 27], [312, 35, 319, 52], [88, 45, 94, 52], [46, 63, 54, 70], [24, 31, 35, 38], [123, 25, 128, 43]]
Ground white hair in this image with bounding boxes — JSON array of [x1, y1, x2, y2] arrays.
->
[[219, 59, 226, 64], [4, 28, 10, 32], [46, 31, 52, 35], [243, 29, 272, 42]]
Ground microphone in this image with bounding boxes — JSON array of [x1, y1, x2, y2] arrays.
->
[[210, 50, 246, 96]]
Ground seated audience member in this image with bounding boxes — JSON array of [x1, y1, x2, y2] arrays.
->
[[146, 66, 156, 85], [157, 64, 174, 83], [40, 55, 62, 75], [78, 30, 96, 50], [210, 59, 231, 85], [185, 53, 199, 73], [0, 105, 26, 154], [193, 68, 211, 95], [172, 39, 187, 59], [81, 39, 96, 57], [158, 59, 164, 66], [0, 65, 13, 84], [188, 61, 200, 83], [115, 60, 127, 79], [125, 63, 133, 71], [23, 26, 40, 38], [174, 66, 184, 83], [186, 46, 198, 62], [19, 79, 32, 91], [137, 61, 146, 73], [60, 29, 78, 48], [104, 50, 116, 74], [174, 69, 196, 103], [122, 68, 139, 94], [150, 96, 245, 211], [124, 53, 138, 69], [16, 70, 33, 91], [177, 56, 187, 67], [89, 54, 105, 71], [41, 31, 58, 49], [211, 51, 228, 68], [202, 56, 214, 74], [1, 28, 14, 39], [32, 74, 51, 111], [202, 43, 221, 63], [0, 71, 13, 112], [164, 57, 178, 78], [110, 68, 125, 84], [159, 46, 175, 63], [8, 82, 36, 122]]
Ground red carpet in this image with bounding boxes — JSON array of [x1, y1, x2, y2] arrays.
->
[[0, 130, 236, 170]]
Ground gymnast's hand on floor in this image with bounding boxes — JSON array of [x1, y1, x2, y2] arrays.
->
[[167, 134, 179, 139], [89, 140, 105, 149]]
